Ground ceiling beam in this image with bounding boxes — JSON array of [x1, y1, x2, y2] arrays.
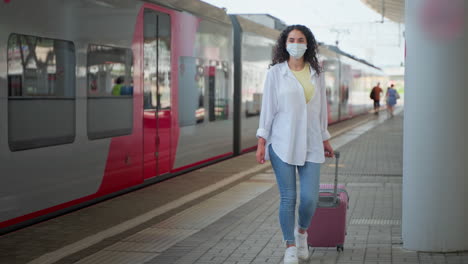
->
[[360, 0, 405, 23]]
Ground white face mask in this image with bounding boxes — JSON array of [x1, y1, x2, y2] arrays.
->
[[286, 43, 307, 59]]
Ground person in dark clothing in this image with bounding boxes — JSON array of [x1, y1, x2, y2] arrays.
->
[[370, 82, 383, 114]]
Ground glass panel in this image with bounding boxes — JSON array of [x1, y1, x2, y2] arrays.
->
[[212, 60, 229, 121], [87, 45, 133, 97], [158, 13, 171, 110], [196, 58, 205, 123], [7, 34, 75, 97], [323, 59, 340, 122], [178, 57, 229, 126], [7, 34, 76, 151], [178, 56, 201, 126], [143, 11, 171, 110], [241, 33, 275, 118], [144, 10, 157, 110], [86, 44, 134, 140]]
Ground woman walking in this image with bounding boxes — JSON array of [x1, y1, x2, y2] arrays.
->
[[385, 84, 400, 117], [256, 24, 333, 264]]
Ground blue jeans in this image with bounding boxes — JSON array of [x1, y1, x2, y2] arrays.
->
[[269, 144, 320, 245]]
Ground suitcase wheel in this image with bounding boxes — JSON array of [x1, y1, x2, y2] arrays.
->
[[337, 245, 344, 252]]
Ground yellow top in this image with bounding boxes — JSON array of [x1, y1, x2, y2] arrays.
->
[[291, 64, 315, 103]]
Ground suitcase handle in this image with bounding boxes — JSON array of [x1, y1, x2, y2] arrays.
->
[[333, 151, 340, 204], [334, 151, 340, 159]]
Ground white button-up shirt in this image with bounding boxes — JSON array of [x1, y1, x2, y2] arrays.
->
[[256, 61, 331, 165]]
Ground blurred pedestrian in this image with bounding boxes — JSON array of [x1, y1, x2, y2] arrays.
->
[[370, 82, 383, 114], [112, 76, 124, 96], [256, 24, 333, 264], [385, 84, 400, 117]]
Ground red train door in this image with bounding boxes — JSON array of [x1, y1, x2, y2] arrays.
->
[[143, 9, 172, 180]]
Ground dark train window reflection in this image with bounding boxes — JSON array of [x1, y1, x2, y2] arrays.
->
[[86, 44, 134, 140], [178, 57, 230, 127], [7, 34, 76, 151]]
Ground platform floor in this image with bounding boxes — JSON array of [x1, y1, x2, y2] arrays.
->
[[2, 108, 468, 264]]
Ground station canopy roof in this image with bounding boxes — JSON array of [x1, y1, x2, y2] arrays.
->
[[360, 0, 405, 23]]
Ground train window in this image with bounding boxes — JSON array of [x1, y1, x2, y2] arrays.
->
[[87, 44, 134, 140], [177, 57, 203, 126], [7, 34, 76, 151], [143, 9, 171, 111], [178, 57, 230, 126], [208, 60, 230, 122], [243, 64, 267, 118]]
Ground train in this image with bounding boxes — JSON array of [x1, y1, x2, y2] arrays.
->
[[0, 0, 386, 234]]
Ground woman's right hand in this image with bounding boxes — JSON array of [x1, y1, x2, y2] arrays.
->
[[256, 138, 266, 164]]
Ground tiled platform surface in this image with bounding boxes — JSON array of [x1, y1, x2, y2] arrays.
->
[[69, 113, 467, 264], [141, 114, 467, 264], [3, 111, 468, 264]]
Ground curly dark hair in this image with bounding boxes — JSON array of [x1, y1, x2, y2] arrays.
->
[[270, 24, 321, 75]]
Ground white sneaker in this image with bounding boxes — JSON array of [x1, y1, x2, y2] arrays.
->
[[295, 229, 309, 260], [284, 246, 299, 264]]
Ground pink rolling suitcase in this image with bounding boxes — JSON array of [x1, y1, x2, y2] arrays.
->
[[307, 151, 349, 251]]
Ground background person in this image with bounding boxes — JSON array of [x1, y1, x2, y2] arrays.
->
[[255, 24, 333, 264], [112, 76, 124, 96], [385, 84, 400, 117], [370, 82, 383, 114]]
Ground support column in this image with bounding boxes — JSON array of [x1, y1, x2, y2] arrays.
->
[[403, 0, 468, 251]]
